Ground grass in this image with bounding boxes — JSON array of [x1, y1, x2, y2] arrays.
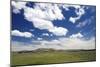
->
[[11, 49, 96, 66]]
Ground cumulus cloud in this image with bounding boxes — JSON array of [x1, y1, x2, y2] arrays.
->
[[49, 27, 68, 36], [70, 33, 83, 38], [69, 6, 85, 23], [12, 1, 26, 14], [28, 17, 54, 30], [12, 30, 33, 38], [12, 37, 95, 51], [59, 4, 85, 23], [59, 4, 85, 24], [11, 1, 68, 36], [33, 3, 65, 20]]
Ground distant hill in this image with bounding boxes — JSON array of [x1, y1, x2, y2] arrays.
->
[[12, 48, 96, 54]]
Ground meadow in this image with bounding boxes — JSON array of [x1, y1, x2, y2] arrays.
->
[[11, 49, 96, 66]]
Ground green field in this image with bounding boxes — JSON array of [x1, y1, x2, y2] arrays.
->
[[11, 49, 96, 66]]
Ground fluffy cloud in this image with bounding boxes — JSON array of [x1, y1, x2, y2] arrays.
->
[[12, 1, 65, 21], [70, 33, 83, 38], [49, 27, 68, 36], [12, 30, 33, 38], [12, 1, 68, 36], [12, 1, 26, 14], [69, 17, 79, 23], [29, 17, 54, 30], [59, 4, 85, 23], [33, 3, 65, 20], [11, 1, 87, 36], [12, 37, 95, 51], [69, 6, 85, 23]]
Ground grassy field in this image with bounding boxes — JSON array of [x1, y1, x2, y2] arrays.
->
[[11, 49, 96, 66]]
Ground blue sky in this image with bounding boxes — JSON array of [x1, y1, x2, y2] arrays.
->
[[11, 1, 96, 51]]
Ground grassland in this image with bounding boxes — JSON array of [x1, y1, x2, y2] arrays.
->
[[11, 49, 96, 66]]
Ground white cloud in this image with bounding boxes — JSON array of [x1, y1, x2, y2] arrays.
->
[[42, 33, 49, 36], [21, 3, 65, 21], [12, 37, 95, 51], [12, 30, 33, 38], [75, 7, 85, 16], [12, 2, 88, 36], [33, 3, 65, 20], [76, 21, 87, 28], [60, 4, 85, 24], [12, 1, 68, 36], [61, 4, 81, 11], [69, 6, 85, 23], [31, 18, 54, 30], [76, 16, 95, 28], [57, 37, 95, 50], [69, 17, 79, 23], [49, 27, 68, 36], [12, 1, 26, 14], [70, 33, 83, 38], [11, 41, 37, 51], [37, 37, 43, 40]]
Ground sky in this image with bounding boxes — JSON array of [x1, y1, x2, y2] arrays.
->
[[11, 1, 96, 51]]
